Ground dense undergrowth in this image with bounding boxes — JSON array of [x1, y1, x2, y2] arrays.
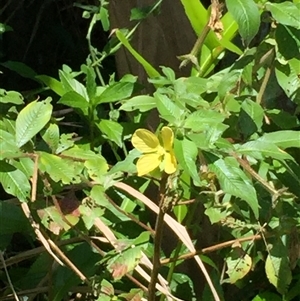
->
[[1, 0, 300, 300]]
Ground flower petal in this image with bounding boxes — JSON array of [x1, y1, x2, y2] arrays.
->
[[163, 151, 177, 174], [161, 126, 174, 151], [136, 153, 162, 176], [131, 129, 160, 153]]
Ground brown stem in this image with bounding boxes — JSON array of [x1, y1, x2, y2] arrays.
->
[[161, 232, 267, 265], [147, 173, 169, 301]]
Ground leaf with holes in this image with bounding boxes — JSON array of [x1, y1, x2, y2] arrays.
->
[[265, 239, 292, 294], [38, 152, 80, 184], [226, 246, 252, 283]]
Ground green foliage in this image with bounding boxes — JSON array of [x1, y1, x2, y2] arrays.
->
[[1, 0, 300, 301]]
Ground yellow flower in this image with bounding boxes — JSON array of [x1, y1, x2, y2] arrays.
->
[[131, 127, 177, 176]]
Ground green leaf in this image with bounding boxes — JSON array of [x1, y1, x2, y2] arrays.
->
[[0, 23, 12, 33], [235, 140, 293, 161], [11, 157, 34, 179], [173, 204, 188, 224], [119, 95, 156, 112], [52, 244, 99, 301], [38, 152, 79, 184], [56, 133, 75, 154], [130, 1, 161, 21], [1, 61, 38, 81], [97, 119, 123, 147], [100, 6, 110, 31], [0, 130, 22, 159], [257, 131, 300, 149], [154, 92, 184, 124], [41, 123, 60, 153], [209, 157, 259, 218], [174, 138, 201, 186], [252, 292, 282, 301], [266, 2, 300, 29], [0, 202, 32, 249], [184, 109, 225, 131], [275, 25, 300, 60], [58, 91, 89, 114], [0, 89, 24, 104], [81, 65, 97, 101], [59, 70, 88, 99], [205, 207, 228, 224], [275, 59, 300, 104], [225, 0, 260, 46], [218, 69, 242, 100], [109, 149, 139, 175], [266, 109, 300, 130], [36, 75, 65, 96], [188, 123, 228, 150], [90, 185, 129, 221], [115, 29, 160, 78], [61, 146, 103, 161], [238, 99, 264, 137], [265, 239, 292, 294], [180, 0, 208, 34], [85, 158, 109, 183], [0, 161, 30, 202], [226, 247, 252, 283], [15, 98, 53, 148], [95, 82, 134, 104]]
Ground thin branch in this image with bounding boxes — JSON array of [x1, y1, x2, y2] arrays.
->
[[148, 173, 169, 301], [161, 232, 266, 265], [0, 251, 20, 301]]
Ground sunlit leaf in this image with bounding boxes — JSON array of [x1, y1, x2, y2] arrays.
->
[[95, 82, 135, 104], [266, 2, 300, 29], [59, 70, 88, 99], [257, 131, 300, 149], [275, 58, 300, 104], [226, 247, 252, 283], [225, 0, 260, 46], [265, 239, 292, 294], [42, 123, 60, 153], [97, 119, 123, 147], [209, 157, 259, 218], [58, 91, 89, 114], [115, 29, 160, 78], [38, 152, 79, 184], [235, 140, 293, 161], [119, 95, 156, 112], [36, 75, 64, 96], [15, 98, 53, 148], [0, 161, 30, 202], [0, 89, 24, 104], [174, 138, 201, 186]]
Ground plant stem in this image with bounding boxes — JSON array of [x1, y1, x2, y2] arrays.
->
[[179, 22, 211, 70], [148, 173, 169, 301]]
